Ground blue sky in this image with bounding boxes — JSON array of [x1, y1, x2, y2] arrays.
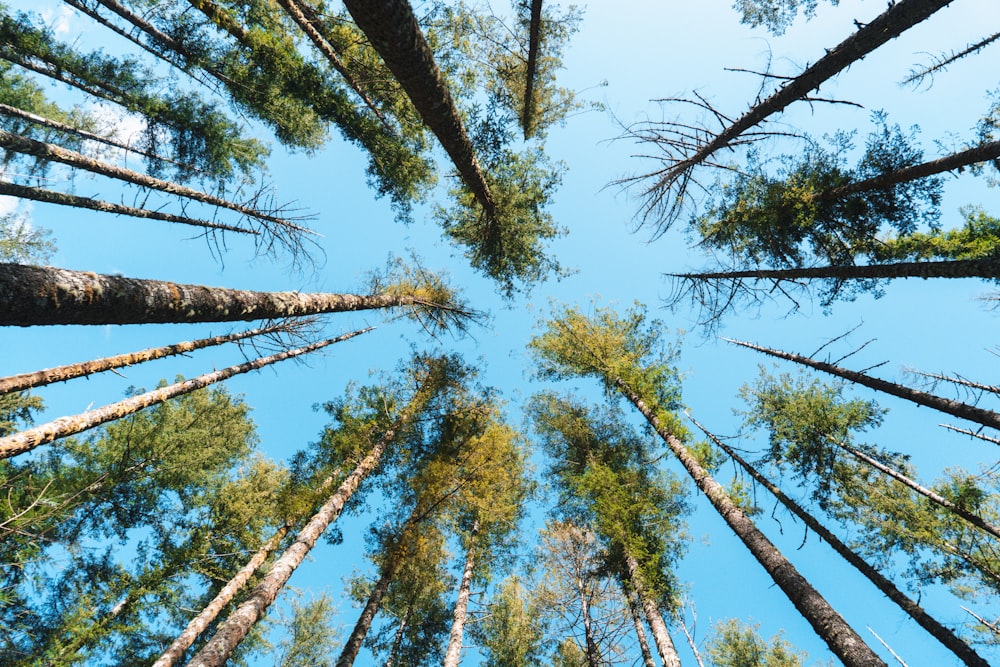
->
[[3, 0, 1000, 664]]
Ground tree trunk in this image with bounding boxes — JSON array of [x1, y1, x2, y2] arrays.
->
[[0, 328, 372, 459], [0, 129, 309, 233], [833, 439, 1000, 540], [383, 607, 409, 667], [0, 264, 453, 327], [624, 587, 657, 667], [725, 337, 1000, 433], [624, 552, 682, 667], [0, 102, 203, 174], [643, 0, 953, 226], [577, 571, 601, 667], [689, 413, 990, 667], [612, 378, 886, 667], [274, 0, 388, 126], [0, 180, 252, 235], [521, 0, 544, 139], [443, 519, 479, 667], [341, 0, 496, 219], [820, 140, 1000, 201], [151, 523, 291, 667], [0, 322, 291, 395], [674, 256, 1000, 282], [184, 371, 441, 667]]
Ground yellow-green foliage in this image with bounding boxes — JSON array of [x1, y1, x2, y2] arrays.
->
[[875, 207, 1000, 262], [530, 302, 688, 439]]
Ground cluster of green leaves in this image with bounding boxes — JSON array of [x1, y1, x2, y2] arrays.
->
[[695, 114, 942, 270], [0, 7, 268, 183], [732, 0, 838, 35], [529, 303, 687, 437], [741, 370, 1000, 611], [531, 393, 689, 606], [470, 576, 546, 667], [874, 207, 1000, 263], [0, 382, 295, 665], [706, 618, 810, 667]]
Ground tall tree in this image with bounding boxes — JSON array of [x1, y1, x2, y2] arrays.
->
[[531, 393, 689, 667], [629, 0, 954, 229], [727, 336, 1000, 433], [471, 576, 547, 667], [689, 410, 990, 667], [530, 303, 887, 667]]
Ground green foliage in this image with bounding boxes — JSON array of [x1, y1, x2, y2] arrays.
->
[[874, 206, 1000, 263], [0, 390, 42, 436], [472, 576, 547, 667], [695, 114, 941, 270], [0, 9, 268, 182], [530, 302, 687, 437], [0, 382, 291, 663], [706, 618, 808, 666], [732, 0, 837, 35], [531, 393, 689, 604], [272, 594, 340, 667], [437, 138, 566, 297], [0, 213, 55, 264]]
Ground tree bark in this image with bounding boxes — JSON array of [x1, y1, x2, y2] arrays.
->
[[833, 439, 1000, 540], [613, 378, 886, 667], [0, 322, 289, 395], [151, 523, 291, 667], [578, 571, 601, 667], [0, 129, 309, 233], [689, 414, 990, 667], [383, 607, 409, 667], [0, 180, 252, 235], [184, 370, 441, 667], [274, 0, 389, 126], [624, 552, 682, 667], [0, 263, 452, 326], [0, 328, 372, 459], [624, 587, 657, 667], [443, 519, 479, 667], [341, 0, 496, 219], [819, 140, 1000, 201], [674, 257, 1000, 282], [0, 102, 204, 175], [521, 0, 544, 139], [725, 337, 1000, 433]]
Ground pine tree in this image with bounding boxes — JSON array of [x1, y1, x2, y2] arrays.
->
[[530, 303, 886, 667]]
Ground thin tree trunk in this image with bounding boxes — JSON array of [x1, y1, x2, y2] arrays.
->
[[0, 180, 253, 235], [0, 102, 205, 175], [341, 0, 496, 219], [443, 519, 479, 667], [0, 263, 461, 327], [820, 140, 1000, 201], [624, 552, 682, 667], [383, 607, 410, 667], [0, 129, 310, 233], [643, 0, 953, 224], [336, 512, 428, 667], [0, 328, 372, 459], [688, 413, 990, 667], [0, 322, 292, 395], [151, 523, 291, 667], [274, 0, 389, 126], [725, 337, 1000, 433], [577, 571, 601, 667], [833, 439, 1000, 541], [673, 257, 1000, 282], [184, 370, 442, 667], [624, 587, 657, 667], [521, 0, 543, 139], [612, 378, 886, 667]]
